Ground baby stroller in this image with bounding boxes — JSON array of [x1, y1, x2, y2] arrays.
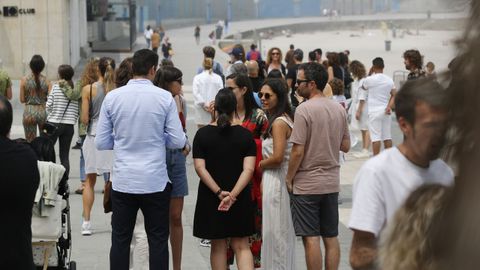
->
[[29, 137, 76, 270]]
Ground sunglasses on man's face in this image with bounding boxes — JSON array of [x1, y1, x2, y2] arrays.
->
[[296, 79, 311, 85], [258, 92, 273, 99]]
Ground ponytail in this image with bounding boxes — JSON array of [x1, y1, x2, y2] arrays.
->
[[29, 55, 46, 92], [98, 57, 116, 93], [104, 63, 116, 93], [217, 111, 232, 129], [214, 88, 237, 131], [203, 58, 214, 75]]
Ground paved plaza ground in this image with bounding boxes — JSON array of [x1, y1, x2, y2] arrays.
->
[[8, 13, 462, 269]]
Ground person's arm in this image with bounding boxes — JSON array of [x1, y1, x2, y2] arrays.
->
[[164, 97, 186, 149], [95, 97, 114, 150], [328, 66, 334, 82], [194, 158, 230, 200], [356, 100, 365, 120], [219, 156, 256, 211], [350, 230, 377, 270], [259, 120, 290, 169], [386, 88, 396, 114], [46, 86, 54, 115], [80, 84, 90, 125], [48, 82, 53, 94], [19, 78, 26, 103], [341, 116, 351, 153], [5, 77, 12, 100], [285, 143, 305, 193]]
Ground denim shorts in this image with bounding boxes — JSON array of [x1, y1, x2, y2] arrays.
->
[[166, 149, 188, 197]]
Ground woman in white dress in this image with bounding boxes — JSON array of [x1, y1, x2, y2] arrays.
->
[[257, 78, 295, 270], [192, 58, 223, 129], [349, 60, 370, 157]]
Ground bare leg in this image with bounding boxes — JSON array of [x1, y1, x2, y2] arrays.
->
[[372, 141, 381, 156], [361, 130, 371, 151], [82, 173, 97, 221], [170, 197, 184, 270], [231, 237, 254, 270], [303, 236, 323, 270], [322, 237, 340, 270], [384, 139, 393, 149], [211, 239, 228, 270]]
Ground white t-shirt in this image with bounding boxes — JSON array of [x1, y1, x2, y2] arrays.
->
[[192, 70, 223, 125], [349, 147, 454, 237], [144, 29, 153, 39], [361, 73, 395, 113]]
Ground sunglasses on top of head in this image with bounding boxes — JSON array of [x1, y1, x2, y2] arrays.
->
[[258, 92, 272, 99]]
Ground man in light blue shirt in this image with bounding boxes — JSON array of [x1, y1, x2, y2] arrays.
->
[[96, 49, 186, 270]]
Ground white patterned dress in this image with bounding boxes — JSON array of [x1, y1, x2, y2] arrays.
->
[[261, 116, 296, 270]]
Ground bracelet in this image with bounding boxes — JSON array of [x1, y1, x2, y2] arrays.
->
[[215, 188, 222, 197]]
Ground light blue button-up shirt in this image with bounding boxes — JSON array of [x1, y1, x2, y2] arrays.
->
[[95, 79, 186, 194]]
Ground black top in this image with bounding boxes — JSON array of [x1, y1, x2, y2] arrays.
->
[[287, 64, 300, 107], [0, 137, 39, 270], [192, 125, 256, 239], [332, 65, 344, 80]]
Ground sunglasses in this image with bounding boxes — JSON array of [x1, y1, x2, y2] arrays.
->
[[227, 86, 240, 91], [258, 92, 273, 99], [271, 52, 280, 55], [296, 79, 311, 85]]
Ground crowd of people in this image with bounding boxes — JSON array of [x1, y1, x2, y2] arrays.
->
[[0, 12, 473, 270]]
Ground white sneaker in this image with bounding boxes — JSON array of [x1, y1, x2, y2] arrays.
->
[[81, 221, 92, 236], [354, 149, 370, 159], [199, 239, 211, 247]]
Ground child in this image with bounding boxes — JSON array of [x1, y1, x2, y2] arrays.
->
[[330, 77, 347, 109]]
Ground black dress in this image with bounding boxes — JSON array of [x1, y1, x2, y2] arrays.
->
[[192, 125, 256, 239]]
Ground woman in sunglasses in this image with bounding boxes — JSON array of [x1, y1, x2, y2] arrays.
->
[[265, 47, 286, 78], [225, 73, 268, 268], [153, 66, 190, 270], [257, 78, 295, 269]]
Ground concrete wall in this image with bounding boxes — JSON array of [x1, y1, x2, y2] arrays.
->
[[0, 0, 88, 79]]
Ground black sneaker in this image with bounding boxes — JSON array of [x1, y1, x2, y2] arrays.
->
[[72, 142, 82, 150]]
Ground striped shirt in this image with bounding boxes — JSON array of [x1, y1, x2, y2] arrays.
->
[[46, 83, 79, 125]]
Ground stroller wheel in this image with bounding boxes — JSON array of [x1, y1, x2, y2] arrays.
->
[[69, 261, 76, 270]]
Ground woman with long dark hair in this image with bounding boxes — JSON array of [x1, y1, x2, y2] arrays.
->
[[153, 66, 190, 270], [257, 78, 295, 269], [20, 55, 49, 142], [225, 72, 267, 268], [193, 88, 256, 270], [45, 64, 79, 194]]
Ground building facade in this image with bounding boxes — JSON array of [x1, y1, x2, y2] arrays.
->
[[0, 0, 89, 79]]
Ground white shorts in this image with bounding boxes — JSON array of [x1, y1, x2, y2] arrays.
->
[[82, 135, 113, 174], [368, 111, 392, 142]]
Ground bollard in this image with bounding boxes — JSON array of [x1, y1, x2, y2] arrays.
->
[[385, 40, 392, 52]]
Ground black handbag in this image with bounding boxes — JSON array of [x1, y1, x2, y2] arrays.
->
[[43, 99, 71, 136]]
